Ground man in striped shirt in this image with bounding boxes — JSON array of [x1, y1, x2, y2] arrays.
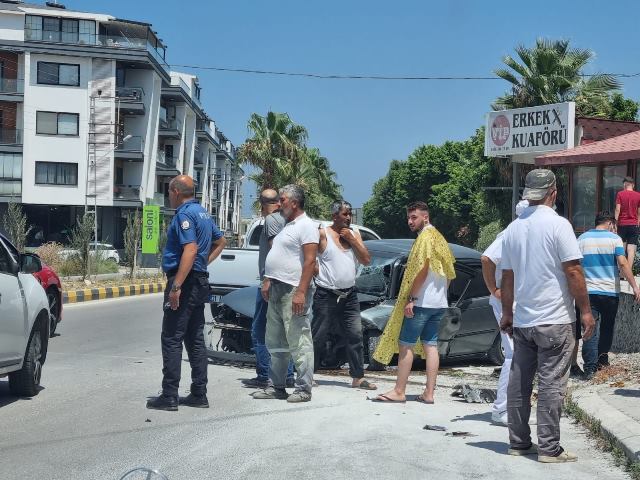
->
[[576, 211, 640, 379]]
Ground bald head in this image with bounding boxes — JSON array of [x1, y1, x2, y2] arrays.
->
[[169, 175, 195, 197], [259, 188, 280, 215]]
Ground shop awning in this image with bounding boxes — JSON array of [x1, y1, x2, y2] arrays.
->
[[536, 129, 640, 166]]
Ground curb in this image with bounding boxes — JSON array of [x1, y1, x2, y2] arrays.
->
[[62, 282, 165, 304], [569, 385, 640, 464]]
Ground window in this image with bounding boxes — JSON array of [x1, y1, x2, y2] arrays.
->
[[601, 164, 627, 214], [360, 230, 378, 242], [78, 20, 94, 44], [43, 17, 60, 42], [24, 16, 95, 44], [37, 62, 80, 86], [25, 15, 42, 41], [35, 162, 77, 185], [36, 111, 79, 136], [0, 153, 22, 180], [571, 166, 597, 231], [0, 239, 14, 274], [61, 18, 78, 43]]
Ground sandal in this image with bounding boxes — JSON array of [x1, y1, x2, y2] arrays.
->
[[370, 394, 406, 403], [353, 380, 377, 391], [416, 395, 435, 405]]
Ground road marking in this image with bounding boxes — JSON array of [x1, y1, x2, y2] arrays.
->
[[64, 292, 163, 308]]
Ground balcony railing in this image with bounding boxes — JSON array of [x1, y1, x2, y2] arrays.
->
[[115, 136, 143, 153], [116, 86, 144, 101], [113, 184, 141, 201], [0, 128, 23, 145], [0, 78, 24, 94], [157, 150, 176, 167], [159, 118, 178, 130]]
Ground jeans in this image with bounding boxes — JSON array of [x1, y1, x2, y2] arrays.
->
[[398, 307, 445, 346], [161, 272, 209, 398], [577, 294, 619, 372], [266, 280, 314, 393], [251, 288, 294, 382], [508, 323, 575, 457], [311, 287, 364, 379]]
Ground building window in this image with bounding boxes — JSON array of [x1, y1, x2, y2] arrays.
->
[[37, 62, 80, 86], [24, 16, 95, 45], [36, 111, 79, 136], [25, 15, 43, 41], [601, 164, 627, 214], [35, 162, 77, 186], [571, 166, 597, 231], [0, 153, 24, 195], [61, 18, 78, 43]]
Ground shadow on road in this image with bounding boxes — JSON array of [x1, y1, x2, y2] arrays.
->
[[466, 441, 508, 455], [613, 388, 640, 398], [451, 412, 493, 424], [0, 381, 45, 408]]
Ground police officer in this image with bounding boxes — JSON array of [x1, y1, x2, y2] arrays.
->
[[147, 175, 226, 411]]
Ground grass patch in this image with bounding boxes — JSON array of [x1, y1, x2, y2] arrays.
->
[[565, 392, 640, 479], [62, 272, 165, 292]]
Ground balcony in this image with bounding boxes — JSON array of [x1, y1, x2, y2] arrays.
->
[[116, 87, 145, 115], [113, 184, 141, 202], [0, 78, 24, 101], [0, 128, 23, 151], [114, 136, 144, 162], [158, 118, 181, 139], [156, 150, 176, 168], [196, 122, 219, 146]]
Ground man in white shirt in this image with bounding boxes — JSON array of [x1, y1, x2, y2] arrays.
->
[[501, 169, 595, 463], [253, 184, 319, 403], [481, 200, 528, 426]]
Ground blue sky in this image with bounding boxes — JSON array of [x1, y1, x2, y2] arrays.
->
[[68, 0, 640, 214]]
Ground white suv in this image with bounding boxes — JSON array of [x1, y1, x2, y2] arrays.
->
[[0, 234, 50, 396]]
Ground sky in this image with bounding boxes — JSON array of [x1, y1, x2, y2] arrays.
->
[[66, 0, 640, 214]]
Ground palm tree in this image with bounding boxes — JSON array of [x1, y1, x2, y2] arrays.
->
[[493, 38, 620, 115]]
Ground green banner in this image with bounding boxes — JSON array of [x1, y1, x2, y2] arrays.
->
[[142, 205, 160, 254]]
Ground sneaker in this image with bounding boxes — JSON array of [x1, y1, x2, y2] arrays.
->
[[286, 377, 295, 388], [538, 450, 577, 463], [508, 444, 538, 456], [583, 369, 596, 381], [570, 365, 584, 379], [491, 411, 508, 426], [252, 387, 289, 400], [286, 391, 312, 403], [179, 393, 209, 408], [241, 377, 269, 389], [146, 394, 178, 411]]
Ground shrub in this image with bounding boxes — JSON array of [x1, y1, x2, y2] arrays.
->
[[35, 242, 64, 272], [475, 220, 503, 252], [2, 202, 32, 252]]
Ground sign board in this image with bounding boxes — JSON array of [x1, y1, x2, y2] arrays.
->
[[142, 205, 160, 254], [485, 102, 575, 157]]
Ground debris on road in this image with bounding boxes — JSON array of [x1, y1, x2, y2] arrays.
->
[[445, 431, 477, 438], [451, 384, 497, 403], [423, 424, 447, 431]]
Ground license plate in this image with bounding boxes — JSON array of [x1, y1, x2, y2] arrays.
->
[[210, 294, 223, 303]]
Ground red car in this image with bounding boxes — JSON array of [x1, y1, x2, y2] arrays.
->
[[33, 260, 63, 337]]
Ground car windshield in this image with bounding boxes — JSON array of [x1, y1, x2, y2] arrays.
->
[[355, 250, 399, 297]]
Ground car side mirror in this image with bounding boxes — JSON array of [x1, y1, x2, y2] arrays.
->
[[20, 253, 42, 274]]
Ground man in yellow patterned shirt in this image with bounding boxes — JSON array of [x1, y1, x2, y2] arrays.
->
[[373, 201, 456, 403]]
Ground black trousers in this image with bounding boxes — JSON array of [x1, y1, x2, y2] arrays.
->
[[311, 287, 364, 379], [161, 272, 209, 397], [593, 294, 619, 367]]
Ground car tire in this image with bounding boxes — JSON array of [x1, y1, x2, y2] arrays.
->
[[46, 288, 60, 337], [487, 333, 505, 366], [8, 326, 43, 397], [365, 331, 386, 371]]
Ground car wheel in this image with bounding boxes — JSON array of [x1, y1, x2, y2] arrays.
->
[[487, 333, 505, 366], [9, 327, 43, 397], [365, 331, 386, 371], [47, 288, 60, 337]]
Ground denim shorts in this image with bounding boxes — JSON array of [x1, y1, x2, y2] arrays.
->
[[399, 307, 446, 346]]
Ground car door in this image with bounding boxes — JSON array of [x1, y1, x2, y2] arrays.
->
[[0, 238, 26, 367], [446, 262, 498, 358]]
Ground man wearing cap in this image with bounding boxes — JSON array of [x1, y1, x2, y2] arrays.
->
[[615, 176, 640, 267], [480, 199, 528, 426], [500, 169, 595, 463]]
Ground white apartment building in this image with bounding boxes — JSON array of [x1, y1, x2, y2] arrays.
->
[[0, 1, 244, 248]]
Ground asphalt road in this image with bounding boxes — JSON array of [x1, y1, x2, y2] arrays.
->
[[0, 294, 630, 480]]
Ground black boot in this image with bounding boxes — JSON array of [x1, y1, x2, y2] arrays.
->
[[179, 393, 209, 408], [146, 394, 178, 411]]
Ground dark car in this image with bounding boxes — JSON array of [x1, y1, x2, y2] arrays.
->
[[206, 239, 503, 368]]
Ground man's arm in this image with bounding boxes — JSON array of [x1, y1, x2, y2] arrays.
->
[[615, 203, 621, 222], [168, 242, 197, 310], [292, 243, 319, 316], [563, 260, 595, 339], [618, 255, 640, 302], [346, 230, 370, 265], [481, 256, 499, 299], [207, 237, 226, 264], [500, 269, 514, 336], [403, 261, 430, 318]]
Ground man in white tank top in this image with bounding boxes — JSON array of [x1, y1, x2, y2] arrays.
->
[[311, 200, 377, 390]]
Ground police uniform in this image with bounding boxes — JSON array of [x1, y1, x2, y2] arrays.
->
[[160, 199, 223, 400]]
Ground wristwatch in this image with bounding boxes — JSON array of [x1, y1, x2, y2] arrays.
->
[[408, 295, 419, 303], [171, 283, 181, 292]]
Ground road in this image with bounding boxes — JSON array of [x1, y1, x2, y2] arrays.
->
[[0, 294, 630, 480]]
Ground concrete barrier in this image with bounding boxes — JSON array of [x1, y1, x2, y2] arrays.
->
[[63, 282, 165, 304]]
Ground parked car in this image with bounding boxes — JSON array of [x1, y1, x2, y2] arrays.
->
[[0, 234, 51, 396], [33, 260, 63, 336], [207, 218, 380, 314], [206, 239, 503, 368], [60, 242, 120, 265]]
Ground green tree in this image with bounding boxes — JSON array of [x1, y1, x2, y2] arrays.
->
[[2, 202, 32, 253], [123, 209, 141, 280], [69, 213, 94, 281], [607, 93, 639, 121], [493, 38, 620, 116]]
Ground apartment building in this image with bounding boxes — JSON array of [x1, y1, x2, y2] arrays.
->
[[0, 1, 244, 248]]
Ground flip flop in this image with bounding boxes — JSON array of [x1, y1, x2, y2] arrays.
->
[[370, 394, 406, 403], [416, 395, 435, 405], [353, 380, 377, 391]]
